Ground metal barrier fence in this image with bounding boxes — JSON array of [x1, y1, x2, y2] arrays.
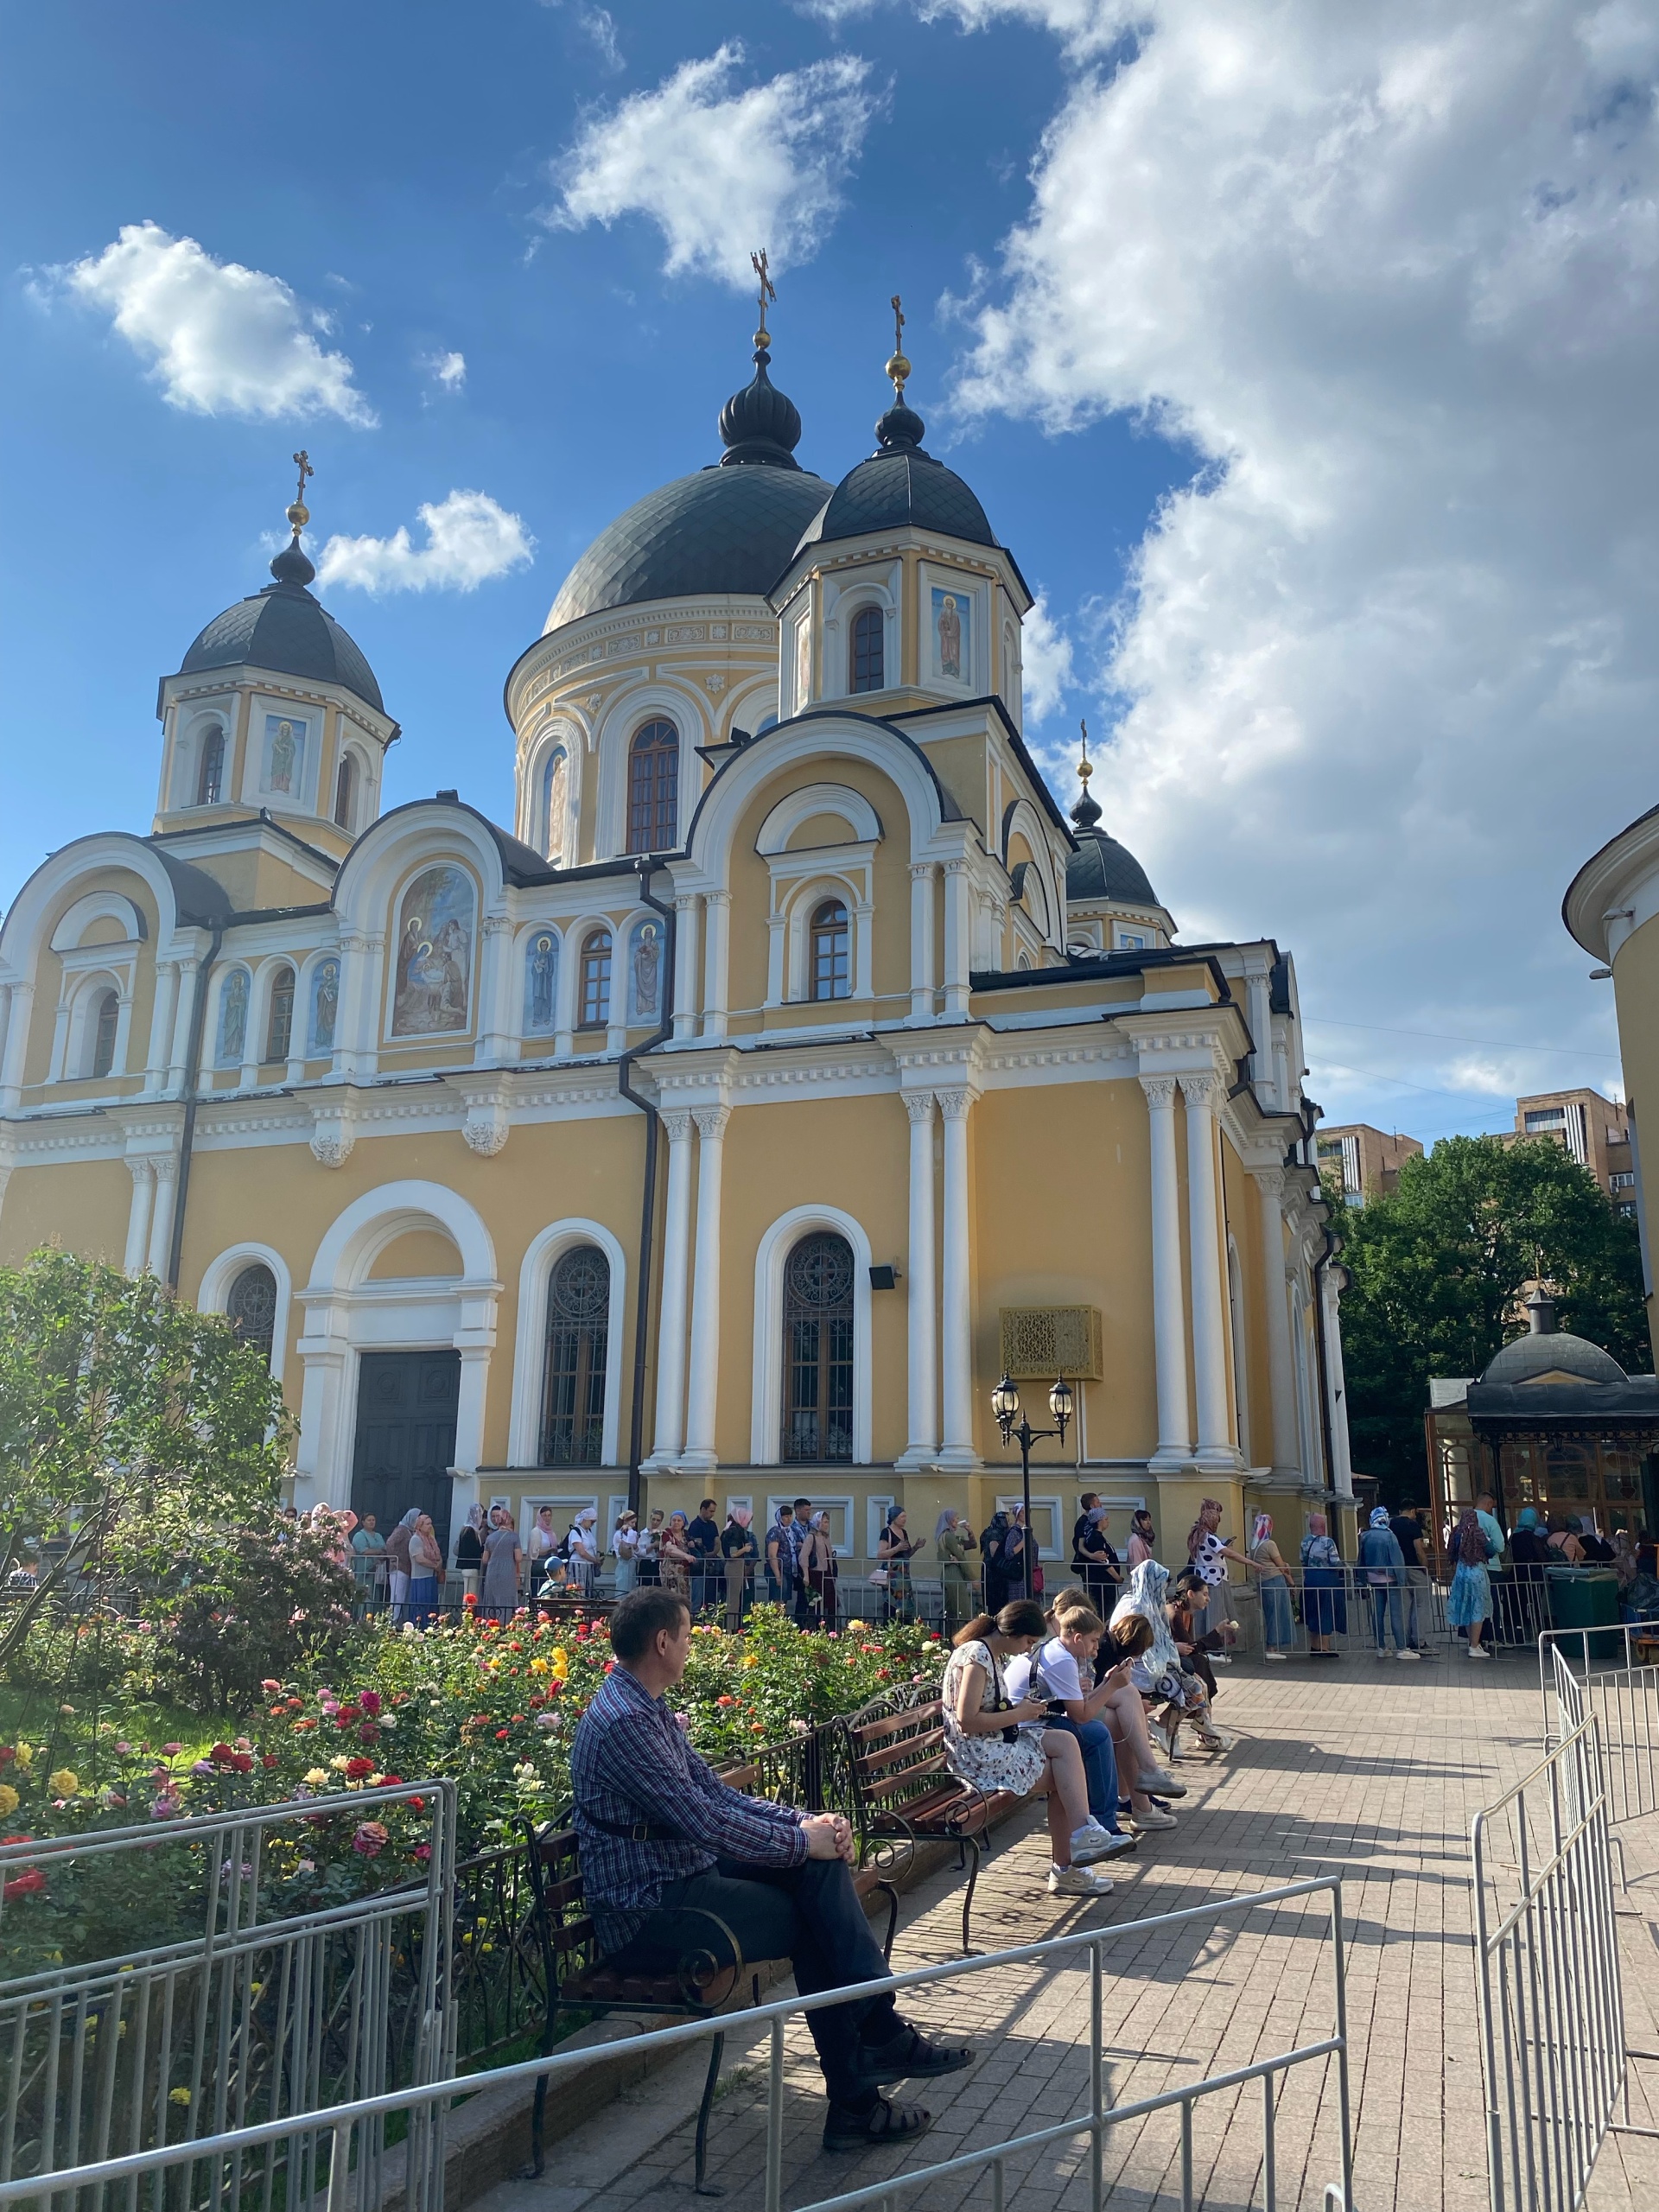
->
[[1471, 1685, 1632, 2212], [0, 1874, 1353, 2212], [0, 1781, 458, 2210]]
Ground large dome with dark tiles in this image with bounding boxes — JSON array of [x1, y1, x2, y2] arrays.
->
[[543, 348, 832, 634]]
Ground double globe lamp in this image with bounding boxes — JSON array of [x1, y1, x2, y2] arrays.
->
[[991, 1373, 1074, 1601]]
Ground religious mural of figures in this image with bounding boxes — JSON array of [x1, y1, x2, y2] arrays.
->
[[265, 715, 306, 796], [309, 958, 340, 1054], [628, 917, 663, 1024], [931, 588, 968, 682], [217, 969, 250, 1066], [391, 866, 474, 1037], [524, 929, 559, 1034], [542, 748, 569, 867]]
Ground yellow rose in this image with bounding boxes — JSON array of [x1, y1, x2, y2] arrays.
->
[[329, 1756, 350, 1772], [0, 1784, 18, 1815], [742, 1654, 760, 1669], [303, 1768, 329, 1788], [550, 1648, 569, 1669], [48, 1769, 79, 1798], [529, 1656, 549, 1675], [15, 1745, 32, 1770]]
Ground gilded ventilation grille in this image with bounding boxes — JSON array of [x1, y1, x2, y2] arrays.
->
[[999, 1306, 1103, 1381]]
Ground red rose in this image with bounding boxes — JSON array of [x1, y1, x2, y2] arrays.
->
[[359, 1691, 382, 1717], [0, 1748, 14, 1767], [494, 1728, 509, 1741], [209, 1743, 234, 1764], [231, 1753, 254, 1774], [358, 1722, 379, 1744], [262, 1756, 279, 1770], [3, 1868, 46, 1902], [380, 1775, 403, 1786], [345, 1757, 375, 1780], [511, 1714, 526, 1724]]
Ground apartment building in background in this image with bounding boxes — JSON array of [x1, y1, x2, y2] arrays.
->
[[1316, 1124, 1425, 1205], [1503, 1089, 1634, 1214]]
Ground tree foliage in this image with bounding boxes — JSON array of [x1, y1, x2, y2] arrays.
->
[[1334, 1135, 1649, 1493], [0, 1248, 295, 1664]]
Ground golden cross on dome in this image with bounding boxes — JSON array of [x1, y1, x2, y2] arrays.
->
[[287, 448, 314, 531], [1078, 716, 1092, 785], [886, 293, 911, 401], [751, 247, 776, 350]]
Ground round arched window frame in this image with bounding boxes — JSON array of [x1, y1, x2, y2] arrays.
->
[[541, 1244, 610, 1465], [195, 727, 225, 807], [626, 720, 679, 854], [809, 899, 850, 1002], [226, 1262, 278, 1368], [89, 988, 120, 1079], [849, 605, 884, 694], [783, 1231, 855, 1464], [264, 966, 296, 1063], [578, 930, 613, 1029]]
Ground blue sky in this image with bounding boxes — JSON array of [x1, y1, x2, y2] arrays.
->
[[4, 0, 1653, 1147]]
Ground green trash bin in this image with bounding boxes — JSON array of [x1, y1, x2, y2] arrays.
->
[[1546, 1567, 1622, 1665]]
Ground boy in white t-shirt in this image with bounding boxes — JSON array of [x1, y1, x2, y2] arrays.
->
[[1006, 1606, 1138, 1853]]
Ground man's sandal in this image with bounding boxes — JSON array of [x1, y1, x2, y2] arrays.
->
[[854, 2021, 975, 2087], [823, 2096, 935, 2152]]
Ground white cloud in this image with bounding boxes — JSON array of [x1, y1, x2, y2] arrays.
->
[[546, 43, 880, 284], [1020, 594, 1077, 721], [423, 349, 467, 392], [953, 0, 1659, 1122], [59, 221, 375, 424], [315, 491, 535, 595], [581, 7, 623, 70]]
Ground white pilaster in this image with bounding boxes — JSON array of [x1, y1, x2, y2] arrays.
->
[[1181, 1070, 1237, 1469], [673, 895, 701, 1041], [937, 1085, 977, 1468], [124, 1157, 156, 1275], [701, 892, 731, 1042], [146, 1154, 179, 1279], [1320, 1262, 1355, 1502], [896, 1089, 939, 1467], [475, 915, 516, 1065], [681, 1103, 731, 1469], [941, 861, 972, 1021], [649, 1109, 696, 1463], [144, 961, 180, 1095], [1245, 962, 1275, 1103], [167, 960, 199, 1090], [0, 982, 33, 1111], [909, 863, 936, 1021], [854, 899, 875, 1001], [1253, 1167, 1300, 1475], [1141, 1074, 1193, 1468]]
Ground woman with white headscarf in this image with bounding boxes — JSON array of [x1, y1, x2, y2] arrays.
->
[[566, 1508, 600, 1599], [385, 1507, 420, 1624], [1110, 1559, 1230, 1759], [1249, 1512, 1294, 1659], [802, 1510, 838, 1632], [480, 1505, 523, 1618], [935, 1508, 976, 1634]]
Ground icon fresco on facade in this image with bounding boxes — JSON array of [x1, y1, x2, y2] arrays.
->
[[629, 918, 662, 1023], [931, 588, 967, 682], [217, 969, 250, 1065], [309, 958, 340, 1053], [525, 931, 558, 1033], [391, 866, 474, 1036], [266, 715, 305, 796]]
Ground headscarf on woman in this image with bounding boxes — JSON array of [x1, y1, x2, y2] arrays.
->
[[1110, 1558, 1182, 1680], [1516, 1506, 1541, 1533], [467, 1503, 486, 1535], [1252, 1512, 1273, 1545], [731, 1505, 753, 1529], [935, 1508, 959, 1542], [886, 1503, 905, 1526], [1370, 1506, 1393, 1530], [1088, 1504, 1111, 1527], [1187, 1500, 1224, 1558], [397, 1507, 422, 1531]]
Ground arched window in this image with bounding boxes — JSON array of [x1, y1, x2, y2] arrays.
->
[[541, 1244, 609, 1464], [89, 989, 119, 1079], [227, 1262, 278, 1368], [196, 727, 225, 806], [579, 930, 613, 1029], [626, 720, 678, 853], [334, 752, 357, 831], [810, 899, 850, 1001], [542, 747, 569, 866], [783, 1232, 855, 1463], [264, 966, 296, 1063], [850, 606, 884, 693]]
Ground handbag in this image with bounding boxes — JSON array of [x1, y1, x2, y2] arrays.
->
[[868, 1566, 889, 1586]]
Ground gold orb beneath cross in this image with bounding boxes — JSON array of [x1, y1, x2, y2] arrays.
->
[[286, 501, 310, 531], [885, 351, 911, 386]]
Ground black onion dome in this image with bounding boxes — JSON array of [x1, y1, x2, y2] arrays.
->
[[544, 465, 833, 632], [178, 538, 384, 714], [1066, 824, 1160, 908], [717, 347, 803, 467], [798, 397, 995, 552]]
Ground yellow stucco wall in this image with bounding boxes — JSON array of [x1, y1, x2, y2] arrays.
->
[[1, 1160, 137, 1267]]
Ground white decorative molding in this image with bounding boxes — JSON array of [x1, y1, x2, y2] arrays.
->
[[456, 1077, 512, 1159]]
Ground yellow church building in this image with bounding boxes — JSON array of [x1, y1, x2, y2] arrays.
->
[[0, 318, 1354, 1599]]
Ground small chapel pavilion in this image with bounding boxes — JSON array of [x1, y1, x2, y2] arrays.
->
[[0, 306, 1352, 1577]]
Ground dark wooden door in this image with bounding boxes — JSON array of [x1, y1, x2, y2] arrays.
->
[[351, 1351, 461, 1558]]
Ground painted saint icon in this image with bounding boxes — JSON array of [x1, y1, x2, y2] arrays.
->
[[310, 958, 340, 1053], [932, 588, 967, 682], [217, 969, 250, 1066], [525, 931, 558, 1034], [391, 866, 474, 1036], [265, 714, 305, 795], [629, 918, 662, 1023]]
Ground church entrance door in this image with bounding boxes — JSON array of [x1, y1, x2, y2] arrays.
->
[[351, 1350, 460, 1559]]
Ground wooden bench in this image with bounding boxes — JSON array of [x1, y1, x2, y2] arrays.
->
[[523, 1764, 900, 2196], [839, 1700, 1020, 1956]]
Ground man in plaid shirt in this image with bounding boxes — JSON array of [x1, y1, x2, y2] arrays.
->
[[571, 1586, 973, 2151]]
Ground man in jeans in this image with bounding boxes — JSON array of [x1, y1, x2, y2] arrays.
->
[[571, 1588, 971, 2150], [787, 1495, 815, 1629], [686, 1497, 721, 1618], [765, 1503, 795, 1607], [1389, 1503, 1435, 1655]]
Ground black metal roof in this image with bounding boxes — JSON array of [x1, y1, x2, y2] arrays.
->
[[1065, 827, 1160, 907], [175, 578, 384, 715], [1477, 1329, 1628, 1388], [544, 463, 835, 632], [799, 447, 995, 552]]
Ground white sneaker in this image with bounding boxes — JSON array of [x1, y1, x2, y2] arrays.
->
[[1135, 1766, 1186, 1797], [1211, 1652, 1232, 1665], [1070, 1820, 1119, 1866], [1374, 1649, 1390, 1661], [1265, 1651, 1289, 1662], [1469, 1646, 1491, 1661], [1049, 1863, 1115, 1897], [1396, 1649, 1421, 1662], [1196, 1726, 1236, 1751], [1129, 1808, 1178, 1833]]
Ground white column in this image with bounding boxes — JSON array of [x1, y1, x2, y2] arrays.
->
[[650, 1110, 696, 1462], [1141, 1075, 1192, 1466], [454, 1347, 492, 1475], [681, 1104, 730, 1469], [673, 895, 701, 1040], [1246, 965, 1274, 1103], [897, 1090, 938, 1466], [144, 960, 180, 1095], [0, 982, 33, 1111], [908, 863, 936, 1022], [854, 900, 874, 1001], [937, 1086, 976, 1467], [941, 861, 972, 1021], [1253, 1168, 1300, 1474], [475, 916, 516, 1064], [167, 959, 199, 1090], [701, 892, 731, 1041], [335, 931, 383, 1081], [1181, 1070, 1235, 1467], [124, 1158, 156, 1275], [146, 1154, 179, 1279], [1321, 1262, 1356, 1502]]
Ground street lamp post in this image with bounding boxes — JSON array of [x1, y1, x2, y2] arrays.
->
[[991, 1374, 1074, 1601]]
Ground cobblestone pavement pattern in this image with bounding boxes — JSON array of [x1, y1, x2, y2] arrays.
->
[[475, 1656, 1659, 2212]]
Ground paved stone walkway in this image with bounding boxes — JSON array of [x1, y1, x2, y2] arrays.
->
[[476, 1650, 1659, 2212]]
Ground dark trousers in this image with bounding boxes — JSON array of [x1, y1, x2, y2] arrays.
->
[[1046, 1716, 1126, 1830], [605, 1855, 898, 2103]]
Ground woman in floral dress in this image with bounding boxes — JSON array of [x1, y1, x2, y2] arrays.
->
[[658, 1510, 695, 1599]]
